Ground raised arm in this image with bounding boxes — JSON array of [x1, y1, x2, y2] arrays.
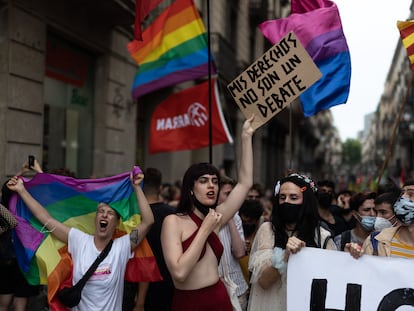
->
[[129, 171, 154, 251], [7, 176, 70, 243], [15, 159, 43, 177], [217, 115, 255, 224]]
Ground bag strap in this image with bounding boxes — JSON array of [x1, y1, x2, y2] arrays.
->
[[316, 224, 331, 249], [75, 239, 113, 289], [316, 224, 322, 248], [370, 231, 380, 256], [340, 230, 351, 251]]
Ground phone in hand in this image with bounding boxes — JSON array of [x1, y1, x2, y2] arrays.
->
[[28, 155, 35, 169]]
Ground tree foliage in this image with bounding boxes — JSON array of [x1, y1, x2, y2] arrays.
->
[[342, 138, 361, 166]]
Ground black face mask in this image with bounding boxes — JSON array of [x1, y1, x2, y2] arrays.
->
[[242, 223, 257, 237], [280, 202, 302, 224], [193, 196, 217, 216], [340, 208, 351, 216], [318, 192, 333, 209]]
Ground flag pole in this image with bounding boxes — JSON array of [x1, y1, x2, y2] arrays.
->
[[206, 0, 213, 164]]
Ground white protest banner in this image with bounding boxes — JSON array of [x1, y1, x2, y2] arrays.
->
[[227, 31, 322, 129], [288, 248, 414, 311]]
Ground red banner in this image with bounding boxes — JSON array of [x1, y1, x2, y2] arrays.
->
[[149, 79, 233, 154]]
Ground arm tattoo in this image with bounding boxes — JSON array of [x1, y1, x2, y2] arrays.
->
[[130, 229, 139, 246]]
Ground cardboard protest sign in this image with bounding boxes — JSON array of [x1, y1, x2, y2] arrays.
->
[[288, 248, 414, 310], [227, 32, 322, 129]]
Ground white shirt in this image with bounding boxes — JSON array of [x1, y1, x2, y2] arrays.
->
[[68, 228, 132, 311], [218, 213, 248, 296]]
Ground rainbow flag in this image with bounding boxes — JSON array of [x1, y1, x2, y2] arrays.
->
[[134, 0, 163, 40], [397, 20, 414, 71], [9, 170, 161, 310], [127, 0, 216, 99], [259, 0, 351, 116]]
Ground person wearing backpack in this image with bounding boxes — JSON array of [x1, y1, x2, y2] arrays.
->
[[334, 192, 377, 251], [348, 181, 414, 258]]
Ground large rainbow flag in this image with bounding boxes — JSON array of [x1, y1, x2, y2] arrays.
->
[[9, 169, 161, 310], [259, 0, 351, 117], [127, 0, 216, 99]]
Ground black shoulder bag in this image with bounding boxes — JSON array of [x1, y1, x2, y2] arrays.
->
[[57, 239, 113, 308]]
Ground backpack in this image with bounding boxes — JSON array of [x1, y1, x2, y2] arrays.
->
[[316, 223, 332, 249], [340, 230, 351, 251], [370, 231, 380, 255]]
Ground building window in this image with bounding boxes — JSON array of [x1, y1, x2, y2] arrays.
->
[[43, 33, 95, 177]]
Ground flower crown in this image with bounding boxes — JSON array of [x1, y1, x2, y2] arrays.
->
[[274, 173, 318, 195]]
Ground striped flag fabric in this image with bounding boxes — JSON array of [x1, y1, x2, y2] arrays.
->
[[127, 0, 216, 99], [397, 20, 414, 71], [149, 79, 233, 153], [259, 0, 351, 116], [134, 0, 163, 40], [9, 170, 161, 310]]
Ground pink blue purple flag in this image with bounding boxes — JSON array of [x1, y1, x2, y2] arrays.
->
[[259, 0, 351, 116]]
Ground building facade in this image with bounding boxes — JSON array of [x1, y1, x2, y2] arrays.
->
[[1, 0, 338, 189], [361, 0, 414, 185], [360, 1, 414, 186], [1, 0, 139, 180]]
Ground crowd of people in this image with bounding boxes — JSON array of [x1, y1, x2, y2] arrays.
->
[[1, 115, 414, 310]]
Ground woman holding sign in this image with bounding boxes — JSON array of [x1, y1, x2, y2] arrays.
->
[[247, 172, 336, 311]]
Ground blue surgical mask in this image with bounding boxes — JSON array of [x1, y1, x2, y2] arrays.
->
[[374, 216, 394, 231], [394, 196, 414, 225], [359, 215, 376, 231]]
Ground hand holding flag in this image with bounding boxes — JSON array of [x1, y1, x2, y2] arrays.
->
[[131, 165, 144, 188], [8, 169, 161, 309]]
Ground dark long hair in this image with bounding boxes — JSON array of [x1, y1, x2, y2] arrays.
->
[[176, 163, 220, 214], [272, 174, 319, 249], [1, 180, 12, 208]]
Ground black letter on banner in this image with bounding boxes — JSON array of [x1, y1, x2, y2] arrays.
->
[[377, 288, 414, 311], [310, 279, 361, 311], [345, 283, 362, 311]]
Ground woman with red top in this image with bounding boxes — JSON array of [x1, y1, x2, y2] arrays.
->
[[161, 116, 255, 311]]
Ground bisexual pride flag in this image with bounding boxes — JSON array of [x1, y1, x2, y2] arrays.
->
[[259, 0, 351, 116], [9, 169, 161, 310]]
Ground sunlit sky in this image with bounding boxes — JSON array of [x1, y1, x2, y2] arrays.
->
[[331, 0, 412, 141]]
